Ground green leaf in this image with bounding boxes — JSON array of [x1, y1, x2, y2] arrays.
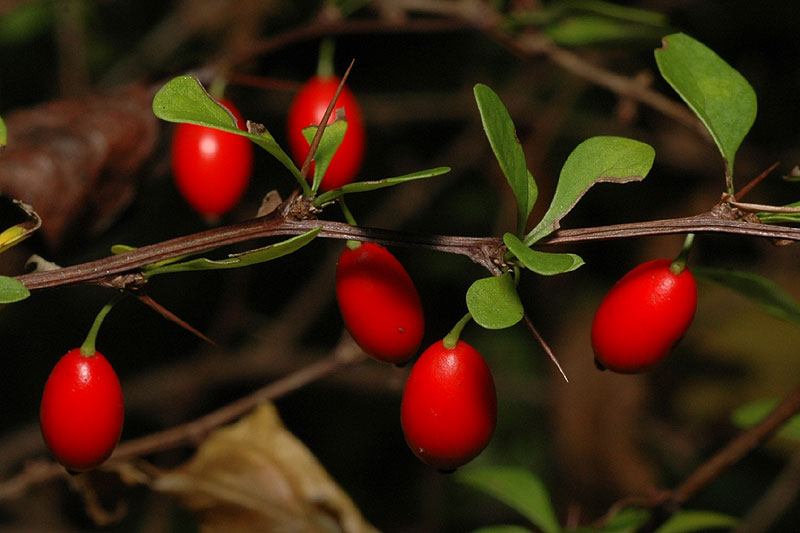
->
[[473, 526, 535, 533], [152, 75, 302, 182], [458, 466, 560, 533], [313, 167, 451, 206], [569, 507, 651, 533], [504, 233, 583, 275], [474, 83, 537, 236], [0, 2, 52, 46], [756, 200, 800, 224], [526, 136, 655, 244], [466, 273, 524, 330], [0, 276, 30, 303], [560, 0, 668, 26], [546, 15, 666, 47], [693, 267, 800, 324], [145, 228, 320, 277], [654, 510, 739, 533], [654, 33, 757, 177], [301, 117, 348, 193], [0, 116, 6, 149], [731, 399, 800, 441]]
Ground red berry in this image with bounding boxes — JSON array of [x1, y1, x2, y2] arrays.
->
[[40, 348, 124, 471], [591, 259, 697, 373], [401, 340, 497, 470], [287, 75, 365, 190], [171, 99, 253, 216], [336, 242, 424, 364]]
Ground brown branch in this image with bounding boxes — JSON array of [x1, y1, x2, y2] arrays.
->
[[595, 384, 800, 528], [14, 208, 800, 293]]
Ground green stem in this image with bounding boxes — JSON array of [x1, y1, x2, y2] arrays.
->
[[670, 233, 695, 274], [443, 313, 472, 349], [317, 37, 336, 79], [208, 76, 228, 101], [80, 292, 125, 357], [338, 198, 362, 250]]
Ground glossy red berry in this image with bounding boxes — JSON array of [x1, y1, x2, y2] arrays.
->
[[287, 75, 365, 190], [40, 348, 124, 471], [591, 259, 697, 373], [401, 340, 497, 470], [171, 99, 253, 216], [336, 242, 424, 364]]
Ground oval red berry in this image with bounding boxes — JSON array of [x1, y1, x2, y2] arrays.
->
[[591, 259, 697, 373], [401, 340, 497, 470], [336, 242, 424, 364], [40, 348, 124, 471], [171, 99, 253, 216], [287, 75, 365, 190]]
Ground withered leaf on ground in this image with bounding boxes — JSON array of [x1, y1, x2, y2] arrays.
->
[[152, 402, 381, 533]]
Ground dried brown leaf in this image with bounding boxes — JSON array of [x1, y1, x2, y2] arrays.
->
[[153, 402, 380, 533], [0, 84, 158, 248]]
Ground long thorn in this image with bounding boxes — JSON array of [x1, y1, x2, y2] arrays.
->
[[523, 313, 568, 383], [135, 292, 218, 347], [735, 161, 780, 201]]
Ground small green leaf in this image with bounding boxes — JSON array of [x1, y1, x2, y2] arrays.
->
[[546, 15, 666, 47], [504, 233, 583, 275], [313, 167, 451, 206], [0, 116, 6, 149], [301, 117, 348, 193], [654, 33, 757, 177], [693, 267, 800, 324], [0, 276, 30, 303], [569, 507, 651, 533], [526, 136, 654, 244], [466, 273, 524, 330], [145, 228, 320, 277], [152, 75, 302, 182], [474, 84, 537, 236], [473, 526, 535, 533], [654, 510, 739, 533], [731, 399, 800, 441], [458, 466, 560, 533]]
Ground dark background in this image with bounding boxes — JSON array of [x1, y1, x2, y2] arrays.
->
[[0, 1, 799, 531]]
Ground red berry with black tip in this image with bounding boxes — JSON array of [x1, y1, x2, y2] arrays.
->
[[40, 348, 124, 471], [401, 340, 497, 470], [591, 259, 697, 373], [171, 99, 253, 216], [287, 75, 365, 190], [336, 242, 424, 364]]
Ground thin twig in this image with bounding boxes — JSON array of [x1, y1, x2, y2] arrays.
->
[[523, 313, 568, 383]]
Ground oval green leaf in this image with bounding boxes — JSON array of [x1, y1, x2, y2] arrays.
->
[[654, 510, 739, 533], [313, 167, 451, 206], [693, 267, 800, 324], [152, 75, 302, 182], [526, 136, 655, 244], [504, 233, 583, 275], [458, 466, 560, 533], [0, 275, 30, 303], [0, 116, 6, 149], [466, 272, 524, 330], [654, 33, 756, 177], [474, 83, 537, 236], [731, 399, 800, 441]]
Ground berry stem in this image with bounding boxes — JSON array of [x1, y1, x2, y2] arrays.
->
[[670, 233, 695, 274], [316, 37, 336, 79], [338, 198, 362, 250], [80, 292, 125, 357], [443, 312, 472, 349]]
